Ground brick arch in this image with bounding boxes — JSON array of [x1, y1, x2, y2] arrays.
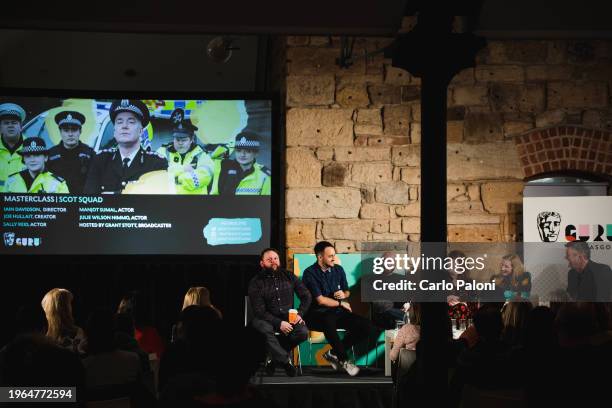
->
[[513, 126, 612, 179]]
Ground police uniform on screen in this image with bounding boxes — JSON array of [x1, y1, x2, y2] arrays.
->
[[210, 132, 271, 195], [0, 103, 27, 190], [170, 107, 231, 160], [3, 137, 69, 194], [155, 120, 214, 195], [83, 99, 167, 194], [47, 111, 95, 194]]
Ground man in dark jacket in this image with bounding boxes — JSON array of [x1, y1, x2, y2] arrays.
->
[[566, 241, 612, 301], [83, 99, 167, 194], [47, 110, 95, 194], [248, 248, 311, 376]]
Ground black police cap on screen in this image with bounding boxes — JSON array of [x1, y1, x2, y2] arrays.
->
[[54, 111, 86, 128], [172, 121, 198, 138], [109, 99, 150, 127], [234, 131, 260, 149], [18, 137, 49, 155]]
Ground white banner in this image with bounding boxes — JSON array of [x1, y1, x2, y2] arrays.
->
[[523, 196, 612, 301], [523, 196, 612, 243]]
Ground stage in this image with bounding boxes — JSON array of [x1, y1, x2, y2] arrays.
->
[[255, 367, 394, 408]]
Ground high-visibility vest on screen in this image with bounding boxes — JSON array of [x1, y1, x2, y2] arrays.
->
[[4, 170, 69, 193], [0, 137, 25, 190], [156, 144, 214, 194], [235, 164, 271, 195], [210, 161, 271, 195]]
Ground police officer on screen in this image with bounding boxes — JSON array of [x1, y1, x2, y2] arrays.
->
[[155, 118, 214, 194], [0, 103, 27, 190], [3, 137, 69, 193], [210, 131, 271, 195], [46, 111, 95, 194], [172, 108, 230, 161], [84, 99, 167, 194]]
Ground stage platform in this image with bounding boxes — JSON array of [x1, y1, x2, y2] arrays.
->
[[255, 367, 393, 408]]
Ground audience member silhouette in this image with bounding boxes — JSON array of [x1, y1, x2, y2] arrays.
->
[[501, 301, 533, 347], [159, 305, 223, 397], [82, 309, 155, 407], [0, 306, 49, 384], [183, 286, 223, 318], [114, 312, 151, 372], [117, 291, 165, 358], [1, 334, 85, 407]]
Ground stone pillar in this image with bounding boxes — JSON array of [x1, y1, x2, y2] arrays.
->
[[385, 12, 485, 404]]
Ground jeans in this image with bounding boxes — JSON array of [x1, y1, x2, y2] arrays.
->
[[305, 308, 372, 361], [251, 318, 308, 364]]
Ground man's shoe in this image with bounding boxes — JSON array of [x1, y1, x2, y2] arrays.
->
[[323, 350, 340, 370], [284, 359, 297, 377], [341, 360, 360, 376], [264, 358, 276, 376]]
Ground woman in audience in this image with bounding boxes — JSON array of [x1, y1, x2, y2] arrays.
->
[[41, 288, 84, 353], [501, 300, 533, 347], [117, 291, 165, 358], [390, 303, 421, 362], [493, 254, 532, 301], [182, 286, 223, 318]]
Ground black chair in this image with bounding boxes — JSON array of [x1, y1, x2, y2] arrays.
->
[[244, 295, 302, 374]]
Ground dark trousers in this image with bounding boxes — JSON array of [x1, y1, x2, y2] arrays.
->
[[305, 308, 372, 361], [251, 318, 308, 364]]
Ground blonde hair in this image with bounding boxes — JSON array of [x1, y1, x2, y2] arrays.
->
[[496, 254, 525, 287], [501, 301, 532, 345], [182, 287, 212, 310], [41, 288, 77, 342]]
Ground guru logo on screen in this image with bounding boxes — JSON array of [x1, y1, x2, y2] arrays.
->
[[3, 232, 41, 247]]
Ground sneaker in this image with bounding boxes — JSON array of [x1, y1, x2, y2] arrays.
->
[[284, 359, 297, 377], [323, 350, 340, 370], [341, 360, 360, 376], [264, 358, 276, 376]]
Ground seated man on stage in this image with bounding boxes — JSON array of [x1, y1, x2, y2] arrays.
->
[[302, 241, 372, 376], [248, 248, 311, 377]]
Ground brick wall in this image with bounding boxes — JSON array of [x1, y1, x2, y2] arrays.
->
[[516, 126, 612, 177], [282, 33, 612, 265]]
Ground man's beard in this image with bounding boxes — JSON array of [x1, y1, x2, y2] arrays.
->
[[264, 265, 280, 273]]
